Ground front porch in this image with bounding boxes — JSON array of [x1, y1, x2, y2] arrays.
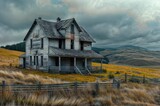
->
[[48, 57, 103, 74]]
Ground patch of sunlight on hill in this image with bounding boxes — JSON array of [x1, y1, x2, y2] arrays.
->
[[93, 62, 160, 78], [21, 62, 160, 82], [0, 48, 24, 66]]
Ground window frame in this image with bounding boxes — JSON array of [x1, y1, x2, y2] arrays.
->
[[71, 39, 74, 49], [30, 39, 32, 49], [41, 38, 43, 49], [41, 56, 43, 66], [30, 56, 32, 66]]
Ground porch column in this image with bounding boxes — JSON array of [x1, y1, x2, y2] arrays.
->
[[74, 57, 76, 73], [74, 57, 76, 67], [85, 58, 87, 68], [101, 58, 103, 71], [59, 56, 61, 71]]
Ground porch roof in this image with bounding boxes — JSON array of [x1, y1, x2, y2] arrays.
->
[[49, 47, 103, 58]]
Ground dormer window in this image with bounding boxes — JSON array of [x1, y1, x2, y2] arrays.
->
[[71, 24, 74, 34]]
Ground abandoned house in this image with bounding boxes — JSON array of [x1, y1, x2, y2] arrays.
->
[[20, 17, 103, 74]]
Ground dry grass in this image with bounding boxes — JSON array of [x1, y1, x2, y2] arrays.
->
[[0, 48, 24, 66], [1, 83, 160, 106], [0, 48, 160, 105], [93, 62, 160, 78], [0, 70, 66, 84], [0, 48, 159, 82]]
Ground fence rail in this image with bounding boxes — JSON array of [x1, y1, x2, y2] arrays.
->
[[0, 80, 120, 96], [117, 73, 160, 84]]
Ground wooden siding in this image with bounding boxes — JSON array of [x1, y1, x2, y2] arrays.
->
[[25, 24, 49, 70]]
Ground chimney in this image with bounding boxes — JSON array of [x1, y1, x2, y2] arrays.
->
[[38, 17, 42, 20], [57, 17, 61, 22]]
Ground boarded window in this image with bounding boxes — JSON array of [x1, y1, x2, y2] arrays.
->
[[41, 38, 43, 49], [71, 40, 74, 49], [30, 56, 32, 66], [71, 24, 74, 34], [41, 56, 43, 66], [36, 56, 39, 66], [30, 39, 32, 49], [34, 56, 35, 65]]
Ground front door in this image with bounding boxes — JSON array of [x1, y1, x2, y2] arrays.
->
[[70, 58, 74, 66]]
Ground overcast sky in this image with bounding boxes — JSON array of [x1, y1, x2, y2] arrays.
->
[[0, 0, 160, 50]]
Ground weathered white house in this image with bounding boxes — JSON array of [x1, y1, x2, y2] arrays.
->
[[20, 17, 103, 74]]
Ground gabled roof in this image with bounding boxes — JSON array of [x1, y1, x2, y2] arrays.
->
[[49, 47, 103, 58], [24, 18, 95, 42]]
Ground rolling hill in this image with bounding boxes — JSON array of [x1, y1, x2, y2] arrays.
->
[[97, 45, 160, 66], [0, 48, 24, 66]]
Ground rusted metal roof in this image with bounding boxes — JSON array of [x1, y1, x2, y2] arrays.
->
[[24, 18, 95, 42], [49, 47, 103, 58]]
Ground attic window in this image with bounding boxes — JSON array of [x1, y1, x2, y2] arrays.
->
[[71, 24, 74, 34], [71, 40, 74, 49], [41, 38, 43, 49]]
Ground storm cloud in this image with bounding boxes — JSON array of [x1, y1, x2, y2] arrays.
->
[[0, 0, 160, 50]]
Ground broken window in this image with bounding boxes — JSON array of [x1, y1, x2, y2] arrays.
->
[[80, 41, 84, 50], [41, 38, 43, 49], [59, 39, 65, 49], [41, 56, 43, 66], [71, 40, 74, 49]]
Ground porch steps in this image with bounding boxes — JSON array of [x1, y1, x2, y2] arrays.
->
[[75, 66, 83, 75], [81, 70, 90, 75], [74, 67, 91, 75]]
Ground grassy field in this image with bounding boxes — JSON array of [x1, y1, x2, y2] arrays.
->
[[93, 62, 160, 79], [0, 48, 160, 105], [0, 74, 159, 106], [0, 48, 159, 82], [0, 69, 159, 105], [0, 48, 24, 66]]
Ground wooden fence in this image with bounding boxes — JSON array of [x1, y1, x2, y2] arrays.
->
[[0, 79, 120, 97], [118, 73, 160, 84]]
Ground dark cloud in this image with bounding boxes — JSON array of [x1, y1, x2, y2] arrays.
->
[[0, 0, 160, 50]]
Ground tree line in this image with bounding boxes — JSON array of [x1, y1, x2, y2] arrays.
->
[[1, 42, 25, 52]]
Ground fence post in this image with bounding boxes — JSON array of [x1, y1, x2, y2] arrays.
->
[[38, 82, 41, 91], [125, 73, 127, 83], [2, 81, 5, 98], [74, 82, 78, 95], [95, 81, 99, 96], [143, 75, 145, 84], [117, 80, 120, 89]]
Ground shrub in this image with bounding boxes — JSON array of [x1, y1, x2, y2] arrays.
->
[[108, 73, 114, 79], [115, 71, 120, 74], [129, 77, 141, 83]]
